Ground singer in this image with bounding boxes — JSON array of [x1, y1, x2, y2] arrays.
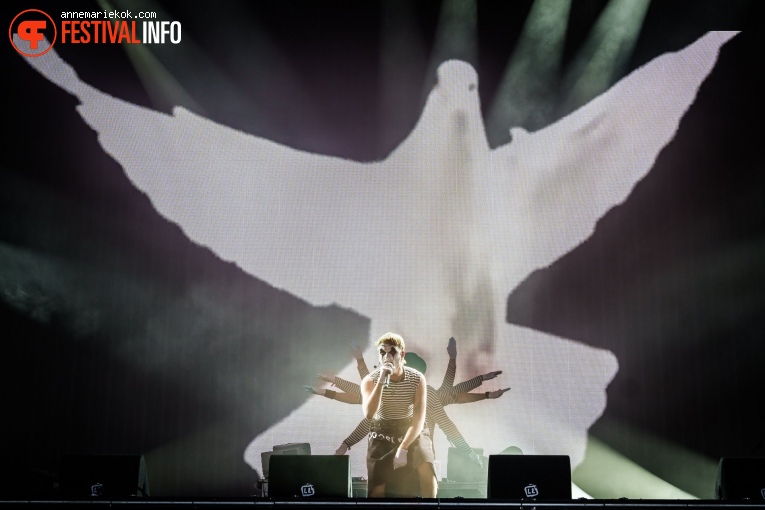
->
[[361, 332, 436, 498]]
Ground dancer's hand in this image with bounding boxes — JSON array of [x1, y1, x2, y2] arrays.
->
[[488, 388, 511, 399], [481, 371, 502, 381], [335, 442, 349, 455], [351, 344, 364, 360], [317, 374, 335, 383], [447, 337, 457, 358], [303, 385, 325, 396], [468, 451, 483, 467]]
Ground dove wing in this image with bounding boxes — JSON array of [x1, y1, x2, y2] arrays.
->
[[25, 45, 414, 312], [487, 31, 738, 290]]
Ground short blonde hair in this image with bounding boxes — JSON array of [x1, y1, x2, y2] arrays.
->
[[375, 332, 405, 352]]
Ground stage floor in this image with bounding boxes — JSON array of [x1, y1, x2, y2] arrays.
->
[[1, 499, 765, 510]]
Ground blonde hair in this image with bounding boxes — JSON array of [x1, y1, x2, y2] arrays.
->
[[375, 332, 405, 352]]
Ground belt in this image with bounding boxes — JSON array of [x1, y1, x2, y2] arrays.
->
[[368, 430, 404, 444]]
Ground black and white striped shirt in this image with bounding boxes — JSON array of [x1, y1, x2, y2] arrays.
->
[[369, 366, 422, 420], [336, 359, 481, 456]]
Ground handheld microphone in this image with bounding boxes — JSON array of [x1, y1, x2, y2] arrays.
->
[[382, 362, 393, 388]]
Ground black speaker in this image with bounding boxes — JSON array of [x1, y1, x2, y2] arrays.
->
[[59, 455, 149, 497], [487, 454, 570, 500], [716, 457, 765, 501], [268, 455, 351, 498]]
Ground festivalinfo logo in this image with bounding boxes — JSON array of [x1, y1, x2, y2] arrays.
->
[[9, 8, 182, 56]]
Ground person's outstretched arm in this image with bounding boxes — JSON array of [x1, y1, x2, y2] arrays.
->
[[336, 418, 371, 454], [437, 337, 456, 391], [443, 370, 503, 403], [352, 344, 370, 378], [431, 397, 482, 466], [454, 388, 511, 404]]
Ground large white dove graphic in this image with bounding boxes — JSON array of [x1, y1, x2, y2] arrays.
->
[[23, 31, 737, 478]]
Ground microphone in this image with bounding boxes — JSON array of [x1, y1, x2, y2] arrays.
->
[[382, 362, 392, 388]]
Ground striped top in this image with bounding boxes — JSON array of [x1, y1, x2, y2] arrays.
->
[[340, 384, 475, 457], [368, 366, 422, 420], [337, 357, 482, 456], [343, 358, 482, 403]]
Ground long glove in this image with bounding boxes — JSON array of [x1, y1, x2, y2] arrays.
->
[[393, 448, 408, 469]]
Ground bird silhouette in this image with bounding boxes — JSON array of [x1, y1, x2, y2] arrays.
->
[[22, 31, 737, 477]]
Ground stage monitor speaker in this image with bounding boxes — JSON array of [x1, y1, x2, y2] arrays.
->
[[262, 442, 311, 478], [487, 454, 570, 500], [446, 447, 488, 482], [716, 457, 765, 501], [59, 454, 149, 497], [268, 455, 351, 498]]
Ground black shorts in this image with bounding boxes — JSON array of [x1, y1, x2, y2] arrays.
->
[[366, 417, 435, 497]]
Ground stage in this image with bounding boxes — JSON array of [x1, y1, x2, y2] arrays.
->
[[1, 498, 764, 510]]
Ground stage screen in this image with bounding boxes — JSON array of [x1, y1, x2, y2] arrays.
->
[[2, 0, 762, 498]]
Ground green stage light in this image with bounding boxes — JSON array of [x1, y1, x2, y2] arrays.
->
[[560, 0, 652, 116], [486, 0, 572, 145], [423, 0, 478, 100], [95, 0, 202, 114], [573, 435, 699, 499], [592, 416, 720, 499]]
